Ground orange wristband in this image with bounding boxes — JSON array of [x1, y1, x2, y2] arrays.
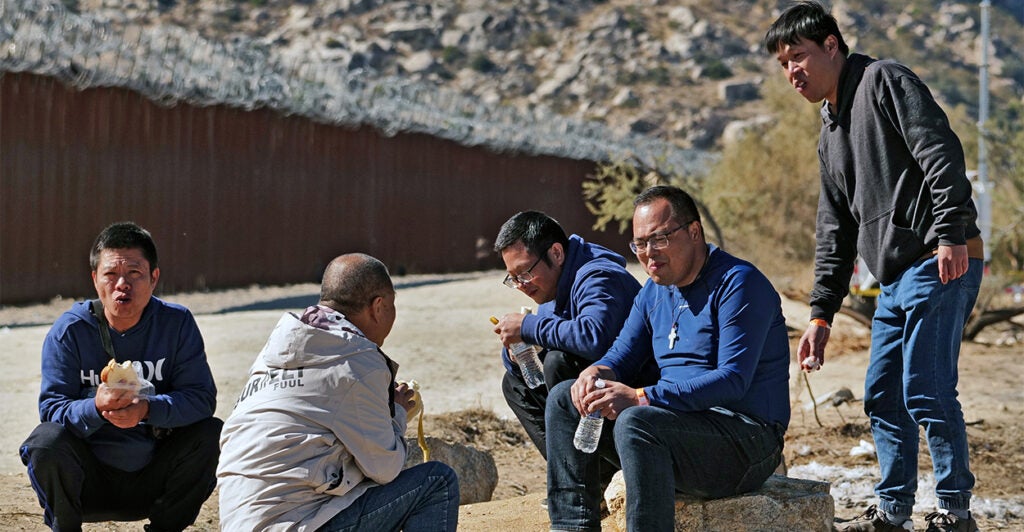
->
[[810, 318, 831, 329], [636, 387, 650, 406]]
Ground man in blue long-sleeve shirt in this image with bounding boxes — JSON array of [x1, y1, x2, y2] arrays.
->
[[491, 211, 643, 460], [20, 222, 222, 532], [545, 186, 790, 531]]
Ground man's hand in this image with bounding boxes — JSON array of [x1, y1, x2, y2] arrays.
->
[[101, 398, 149, 429], [570, 366, 618, 417], [95, 383, 136, 412], [394, 381, 416, 414], [492, 313, 526, 346], [583, 380, 641, 421], [937, 244, 969, 285], [797, 323, 831, 372]]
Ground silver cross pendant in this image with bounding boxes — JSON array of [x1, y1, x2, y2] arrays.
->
[[668, 324, 678, 349]]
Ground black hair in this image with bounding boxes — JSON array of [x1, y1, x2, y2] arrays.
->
[[764, 1, 849, 56], [493, 211, 570, 266], [89, 222, 158, 271], [633, 185, 701, 227]]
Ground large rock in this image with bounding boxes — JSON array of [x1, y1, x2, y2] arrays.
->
[[404, 436, 498, 505], [719, 80, 761, 106], [604, 473, 834, 532]]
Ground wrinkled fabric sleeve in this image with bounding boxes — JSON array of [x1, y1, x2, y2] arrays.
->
[[38, 329, 107, 438], [143, 310, 218, 428], [334, 366, 408, 485], [877, 68, 974, 247], [809, 158, 858, 323], [522, 267, 637, 361], [592, 290, 653, 383]]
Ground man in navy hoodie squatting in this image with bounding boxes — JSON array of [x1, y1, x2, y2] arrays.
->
[[491, 211, 645, 460], [20, 222, 222, 532]]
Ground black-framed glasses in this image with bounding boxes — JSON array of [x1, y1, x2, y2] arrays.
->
[[628, 221, 692, 255], [503, 254, 545, 288]]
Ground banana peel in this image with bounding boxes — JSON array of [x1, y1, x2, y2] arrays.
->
[[398, 379, 430, 462]]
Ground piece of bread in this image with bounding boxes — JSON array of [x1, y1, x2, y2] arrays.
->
[[397, 379, 430, 461], [399, 379, 423, 422], [100, 359, 140, 387]]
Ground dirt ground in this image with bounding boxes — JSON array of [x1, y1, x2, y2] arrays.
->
[[1, 267, 1022, 530]]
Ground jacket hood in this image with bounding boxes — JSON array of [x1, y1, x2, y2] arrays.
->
[[565, 234, 628, 270], [824, 53, 874, 126], [554, 234, 630, 312], [260, 309, 378, 370]]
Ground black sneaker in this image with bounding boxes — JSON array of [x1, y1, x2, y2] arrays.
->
[[539, 497, 548, 509], [924, 511, 979, 532], [835, 505, 914, 531]]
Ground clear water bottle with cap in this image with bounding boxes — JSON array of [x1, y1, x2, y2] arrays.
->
[[573, 379, 606, 453]]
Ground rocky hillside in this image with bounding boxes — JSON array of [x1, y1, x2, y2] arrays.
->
[[68, 0, 1023, 151]]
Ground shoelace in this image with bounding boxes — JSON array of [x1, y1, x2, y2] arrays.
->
[[924, 511, 959, 527], [851, 504, 881, 521]]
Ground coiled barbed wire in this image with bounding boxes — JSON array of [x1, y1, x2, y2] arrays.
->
[[0, 0, 715, 176]]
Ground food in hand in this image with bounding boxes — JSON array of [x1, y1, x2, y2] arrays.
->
[[397, 379, 430, 461], [101, 359, 140, 387], [399, 379, 423, 421]]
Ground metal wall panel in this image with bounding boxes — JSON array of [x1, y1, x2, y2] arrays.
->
[[1, 72, 629, 305]]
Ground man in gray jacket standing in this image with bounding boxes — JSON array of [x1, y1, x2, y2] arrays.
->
[[765, 3, 983, 532], [217, 253, 458, 531]]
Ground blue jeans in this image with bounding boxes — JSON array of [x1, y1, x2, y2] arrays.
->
[[545, 381, 783, 531], [317, 461, 459, 532], [866, 256, 982, 518]]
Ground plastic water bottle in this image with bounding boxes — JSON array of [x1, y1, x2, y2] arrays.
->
[[510, 341, 544, 389], [573, 379, 606, 453], [489, 308, 544, 389]]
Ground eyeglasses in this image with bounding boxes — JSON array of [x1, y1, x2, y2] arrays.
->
[[503, 254, 545, 288], [628, 222, 692, 255]]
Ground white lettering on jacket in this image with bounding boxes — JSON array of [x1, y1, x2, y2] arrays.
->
[[79, 357, 167, 386]]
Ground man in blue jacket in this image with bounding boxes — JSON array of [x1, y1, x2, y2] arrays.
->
[[491, 211, 643, 460], [20, 222, 221, 532], [545, 186, 790, 530], [765, 3, 984, 531]]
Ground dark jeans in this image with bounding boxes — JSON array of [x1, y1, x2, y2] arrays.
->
[[317, 461, 459, 532], [20, 418, 223, 532], [545, 381, 783, 531], [502, 349, 590, 459]]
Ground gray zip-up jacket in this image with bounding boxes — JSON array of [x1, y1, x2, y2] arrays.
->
[[217, 306, 407, 532], [810, 53, 980, 322]]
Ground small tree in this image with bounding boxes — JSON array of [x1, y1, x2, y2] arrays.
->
[[582, 157, 725, 247]]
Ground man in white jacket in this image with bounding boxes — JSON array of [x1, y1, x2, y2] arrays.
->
[[217, 253, 459, 531]]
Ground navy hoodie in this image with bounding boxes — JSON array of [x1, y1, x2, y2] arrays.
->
[[36, 297, 217, 471], [504, 234, 641, 372]]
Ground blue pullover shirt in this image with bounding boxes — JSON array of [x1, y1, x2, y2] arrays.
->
[[503, 234, 641, 372], [596, 245, 790, 428], [37, 297, 218, 471]]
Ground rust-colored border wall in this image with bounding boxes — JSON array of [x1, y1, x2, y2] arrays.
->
[[1, 72, 628, 305]]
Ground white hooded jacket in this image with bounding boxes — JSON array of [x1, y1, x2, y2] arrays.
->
[[217, 306, 408, 532]]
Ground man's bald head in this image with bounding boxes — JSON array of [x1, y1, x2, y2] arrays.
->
[[319, 253, 394, 316]]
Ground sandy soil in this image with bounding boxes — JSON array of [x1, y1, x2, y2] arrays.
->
[[1, 266, 1022, 530]]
